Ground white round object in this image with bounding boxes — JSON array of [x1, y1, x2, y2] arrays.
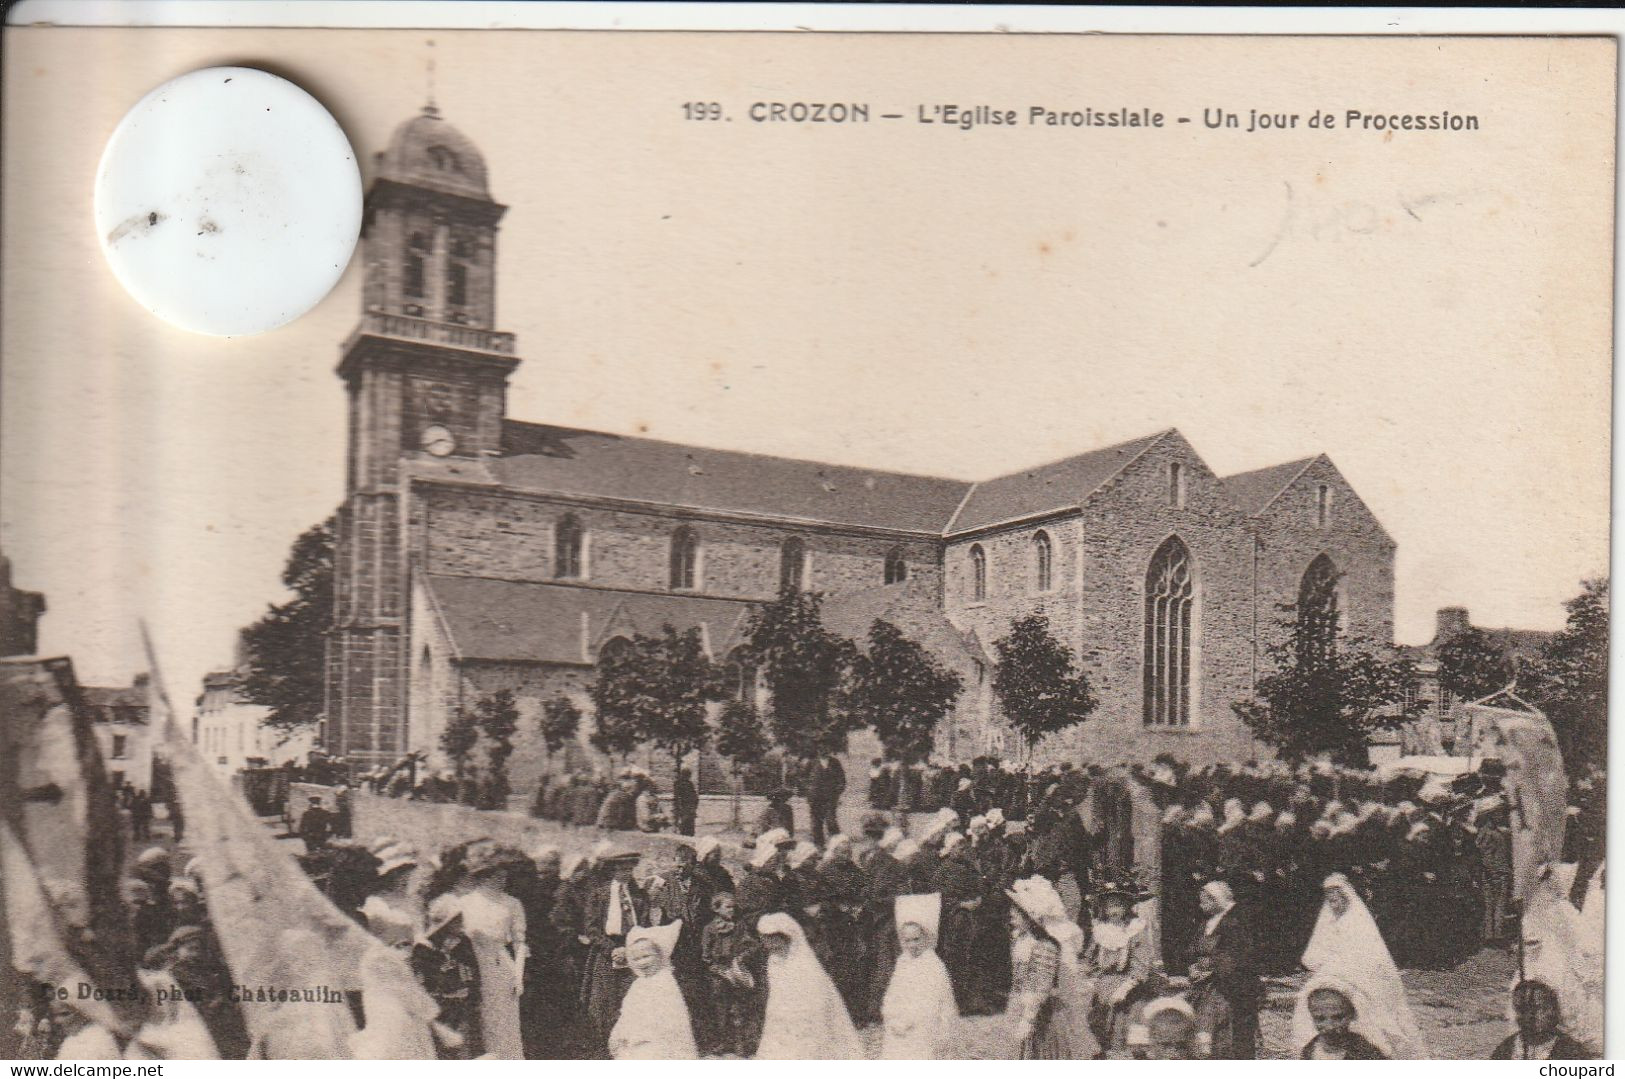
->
[[94, 67, 362, 337]]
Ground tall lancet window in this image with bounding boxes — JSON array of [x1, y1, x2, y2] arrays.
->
[[1033, 530, 1054, 592], [779, 536, 806, 592], [1297, 554, 1341, 666], [1143, 535, 1195, 727], [884, 547, 908, 585], [970, 544, 988, 601], [670, 526, 699, 590], [554, 514, 584, 579]]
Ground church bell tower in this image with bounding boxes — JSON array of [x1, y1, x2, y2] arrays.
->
[[327, 104, 520, 764]]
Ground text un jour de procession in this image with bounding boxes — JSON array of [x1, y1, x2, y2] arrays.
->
[[682, 102, 1481, 133]]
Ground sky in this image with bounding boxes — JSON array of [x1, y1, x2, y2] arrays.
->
[[0, 29, 1614, 713]]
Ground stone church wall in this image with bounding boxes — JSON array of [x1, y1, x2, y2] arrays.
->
[[416, 483, 942, 600]]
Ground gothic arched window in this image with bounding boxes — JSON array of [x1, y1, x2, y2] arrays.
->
[[555, 514, 584, 579], [404, 232, 429, 299], [884, 547, 908, 585], [670, 526, 699, 590], [1033, 530, 1053, 592], [970, 544, 987, 602], [1297, 554, 1341, 666], [1143, 535, 1195, 727], [779, 536, 806, 592]]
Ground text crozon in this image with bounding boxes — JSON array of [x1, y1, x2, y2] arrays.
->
[[750, 102, 870, 122]]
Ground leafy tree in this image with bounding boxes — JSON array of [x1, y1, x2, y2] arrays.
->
[[643, 625, 727, 771], [590, 626, 726, 769], [715, 699, 770, 828], [240, 517, 333, 735], [539, 694, 582, 771], [438, 708, 481, 805], [472, 689, 520, 809], [841, 620, 964, 764], [991, 613, 1098, 750], [1521, 577, 1608, 773], [743, 587, 859, 759], [1437, 628, 1515, 702], [1233, 595, 1424, 767]]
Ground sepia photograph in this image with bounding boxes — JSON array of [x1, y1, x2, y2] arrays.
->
[[0, 24, 1612, 1062]]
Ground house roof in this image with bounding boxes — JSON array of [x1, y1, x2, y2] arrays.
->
[[946, 430, 1170, 534], [423, 575, 756, 665], [494, 421, 971, 534], [1221, 457, 1318, 517], [82, 684, 148, 721], [1402, 626, 1554, 664]]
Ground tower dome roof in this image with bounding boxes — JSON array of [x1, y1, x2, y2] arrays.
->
[[375, 105, 491, 201]]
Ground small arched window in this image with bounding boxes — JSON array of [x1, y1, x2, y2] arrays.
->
[[670, 526, 699, 590], [1033, 531, 1053, 592], [884, 547, 908, 585], [404, 232, 428, 299], [447, 262, 468, 308], [970, 544, 987, 602], [1143, 535, 1196, 727], [598, 636, 633, 664], [426, 145, 461, 173], [724, 649, 757, 702], [555, 514, 584, 579], [779, 537, 806, 592]]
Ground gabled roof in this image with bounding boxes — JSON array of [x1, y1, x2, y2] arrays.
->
[[1221, 456, 1318, 517], [820, 580, 988, 667], [494, 422, 971, 534], [423, 575, 755, 665], [946, 429, 1171, 534]]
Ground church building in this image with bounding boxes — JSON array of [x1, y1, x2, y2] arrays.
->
[[324, 105, 1398, 792]]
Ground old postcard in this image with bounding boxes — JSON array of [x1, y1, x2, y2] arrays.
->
[[0, 26, 1611, 1062]]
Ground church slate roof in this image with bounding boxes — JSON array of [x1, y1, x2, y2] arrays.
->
[[424, 574, 755, 664], [820, 580, 991, 666], [1221, 456, 1319, 517], [496, 421, 972, 534], [470, 421, 1341, 542], [945, 430, 1171, 534]]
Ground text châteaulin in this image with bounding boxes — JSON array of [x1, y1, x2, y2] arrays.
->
[[681, 102, 1481, 133]]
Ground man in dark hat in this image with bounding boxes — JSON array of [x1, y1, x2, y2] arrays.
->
[[298, 795, 333, 853], [673, 766, 699, 837], [806, 752, 846, 846]]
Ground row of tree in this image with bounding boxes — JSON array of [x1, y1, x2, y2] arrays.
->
[[573, 589, 1095, 782], [239, 517, 1608, 790]]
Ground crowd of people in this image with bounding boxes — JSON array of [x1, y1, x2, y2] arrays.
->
[[12, 748, 1603, 1061]]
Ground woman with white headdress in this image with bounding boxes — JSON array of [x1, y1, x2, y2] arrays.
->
[[608, 921, 698, 1059], [1291, 873, 1425, 1059], [880, 893, 959, 1059], [1005, 876, 1099, 1060], [754, 911, 863, 1059]]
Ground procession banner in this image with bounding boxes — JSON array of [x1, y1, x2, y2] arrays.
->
[[1468, 700, 1566, 904], [142, 628, 439, 1058]]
